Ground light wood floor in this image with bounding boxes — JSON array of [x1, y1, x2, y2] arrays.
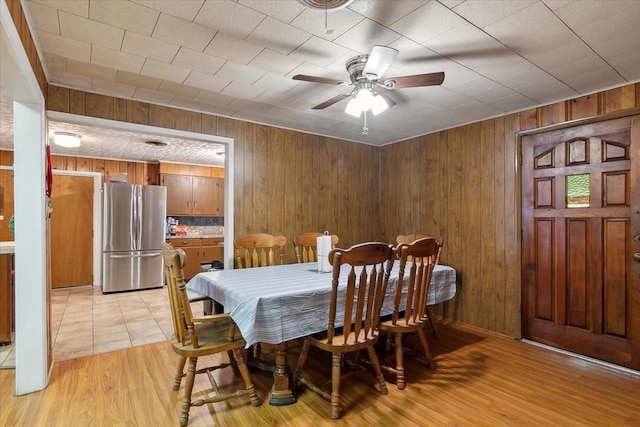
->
[[1, 321, 639, 426]]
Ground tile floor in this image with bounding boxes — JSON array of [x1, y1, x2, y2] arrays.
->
[[0, 285, 196, 369]]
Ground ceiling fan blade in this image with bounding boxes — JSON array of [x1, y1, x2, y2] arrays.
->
[[363, 45, 399, 79], [312, 93, 351, 110], [383, 72, 445, 89], [293, 74, 350, 86]]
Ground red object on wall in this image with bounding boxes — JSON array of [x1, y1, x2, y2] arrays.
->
[[45, 144, 53, 197]]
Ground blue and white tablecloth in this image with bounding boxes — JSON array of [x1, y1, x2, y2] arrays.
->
[[187, 262, 456, 347]]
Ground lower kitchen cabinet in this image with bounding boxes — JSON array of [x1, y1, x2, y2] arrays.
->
[[200, 238, 223, 265], [168, 237, 223, 280]]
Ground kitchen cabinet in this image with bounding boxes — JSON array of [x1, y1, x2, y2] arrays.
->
[[169, 237, 223, 280], [0, 249, 14, 345], [161, 174, 223, 216], [201, 238, 223, 265]]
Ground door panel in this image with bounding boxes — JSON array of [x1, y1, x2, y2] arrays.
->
[[102, 183, 135, 252], [51, 175, 93, 288], [162, 174, 191, 215], [192, 176, 216, 216], [102, 251, 163, 292], [522, 115, 639, 370], [139, 185, 167, 250]]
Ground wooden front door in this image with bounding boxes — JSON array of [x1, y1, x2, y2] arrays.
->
[[51, 175, 93, 288], [522, 115, 640, 370]]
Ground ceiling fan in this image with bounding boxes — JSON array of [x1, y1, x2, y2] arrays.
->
[[293, 45, 445, 115]]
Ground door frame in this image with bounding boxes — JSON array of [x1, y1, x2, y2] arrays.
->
[[52, 170, 102, 287], [47, 111, 236, 269]]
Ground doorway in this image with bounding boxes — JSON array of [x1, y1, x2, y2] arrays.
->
[[521, 115, 640, 370], [50, 174, 94, 288], [51, 170, 102, 289]]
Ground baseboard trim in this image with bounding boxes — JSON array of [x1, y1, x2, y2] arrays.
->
[[522, 339, 640, 377]]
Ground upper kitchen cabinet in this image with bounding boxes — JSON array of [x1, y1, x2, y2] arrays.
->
[[159, 163, 224, 217], [162, 174, 192, 215], [192, 176, 223, 216]]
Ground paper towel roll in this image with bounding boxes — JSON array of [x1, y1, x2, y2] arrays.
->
[[317, 234, 332, 272]]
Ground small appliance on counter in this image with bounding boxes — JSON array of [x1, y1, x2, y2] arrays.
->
[[102, 183, 167, 293], [167, 217, 178, 236]]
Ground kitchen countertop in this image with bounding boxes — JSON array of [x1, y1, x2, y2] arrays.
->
[[165, 234, 224, 239], [0, 241, 15, 254]]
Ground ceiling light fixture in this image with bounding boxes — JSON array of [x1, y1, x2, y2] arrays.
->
[[144, 140, 168, 147], [344, 85, 389, 117], [298, 0, 354, 9], [53, 132, 81, 148]]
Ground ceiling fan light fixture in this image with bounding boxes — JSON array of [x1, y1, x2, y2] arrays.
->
[[298, 0, 354, 9], [355, 87, 374, 111], [345, 98, 361, 117], [53, 131, 81, 148], [371, 94, 389, 115]]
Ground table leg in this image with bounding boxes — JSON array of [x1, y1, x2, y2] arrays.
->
[[268, 342, 296, 405]]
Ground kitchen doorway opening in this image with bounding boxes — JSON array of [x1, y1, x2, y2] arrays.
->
[[46, 111, 235, 269]]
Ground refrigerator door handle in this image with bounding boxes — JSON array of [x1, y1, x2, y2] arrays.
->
[[130, 189, 137, 250], [133, 185, 141, 251], [108, 253, 162, 259]]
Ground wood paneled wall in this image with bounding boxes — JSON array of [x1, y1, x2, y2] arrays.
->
[[47, 81, 640, 337], [6, 0, 46, 95], [47, 86, 382, 264], [381, 115, 521, 337], [519, 83, 640, 129], [381, 82, 640, 338], [0, 150, 158, 186]]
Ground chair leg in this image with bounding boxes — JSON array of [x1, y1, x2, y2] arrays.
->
[[232, 347, 261, 407], [179, 357, 197, 427], [366, 345, 388, 396], [292, 338, 311, 386], [417, 328, 435, 369], [227, 350, 240, 375], [394, 332, 406, 390], [426, 307, 438, 338], [173, 356, 187, 391], [330, 352, 342, 419]]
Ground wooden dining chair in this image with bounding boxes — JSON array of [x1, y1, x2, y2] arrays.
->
[[292, 242, 395, 419], [380, 237, 440, 390], [162, 243, 260, 426], [396, 233, 444, 264], [234, 233, 287, 268], [396, 233, 431, 246], [233, 233, 287, 363], [395, 233, 444, 337], [293, 232, 339, 263]]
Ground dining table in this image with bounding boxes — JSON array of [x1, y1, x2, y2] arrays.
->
[[187, 261, 457, 405]]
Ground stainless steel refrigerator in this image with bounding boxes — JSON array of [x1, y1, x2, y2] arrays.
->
[[102, 183, 167, 293]]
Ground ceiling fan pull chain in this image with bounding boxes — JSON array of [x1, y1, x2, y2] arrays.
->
[[324, 1, 333, 35], [362, 111, 369, 136]]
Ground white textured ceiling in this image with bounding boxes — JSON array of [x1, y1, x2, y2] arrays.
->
[[2, 0, 640, 165]]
